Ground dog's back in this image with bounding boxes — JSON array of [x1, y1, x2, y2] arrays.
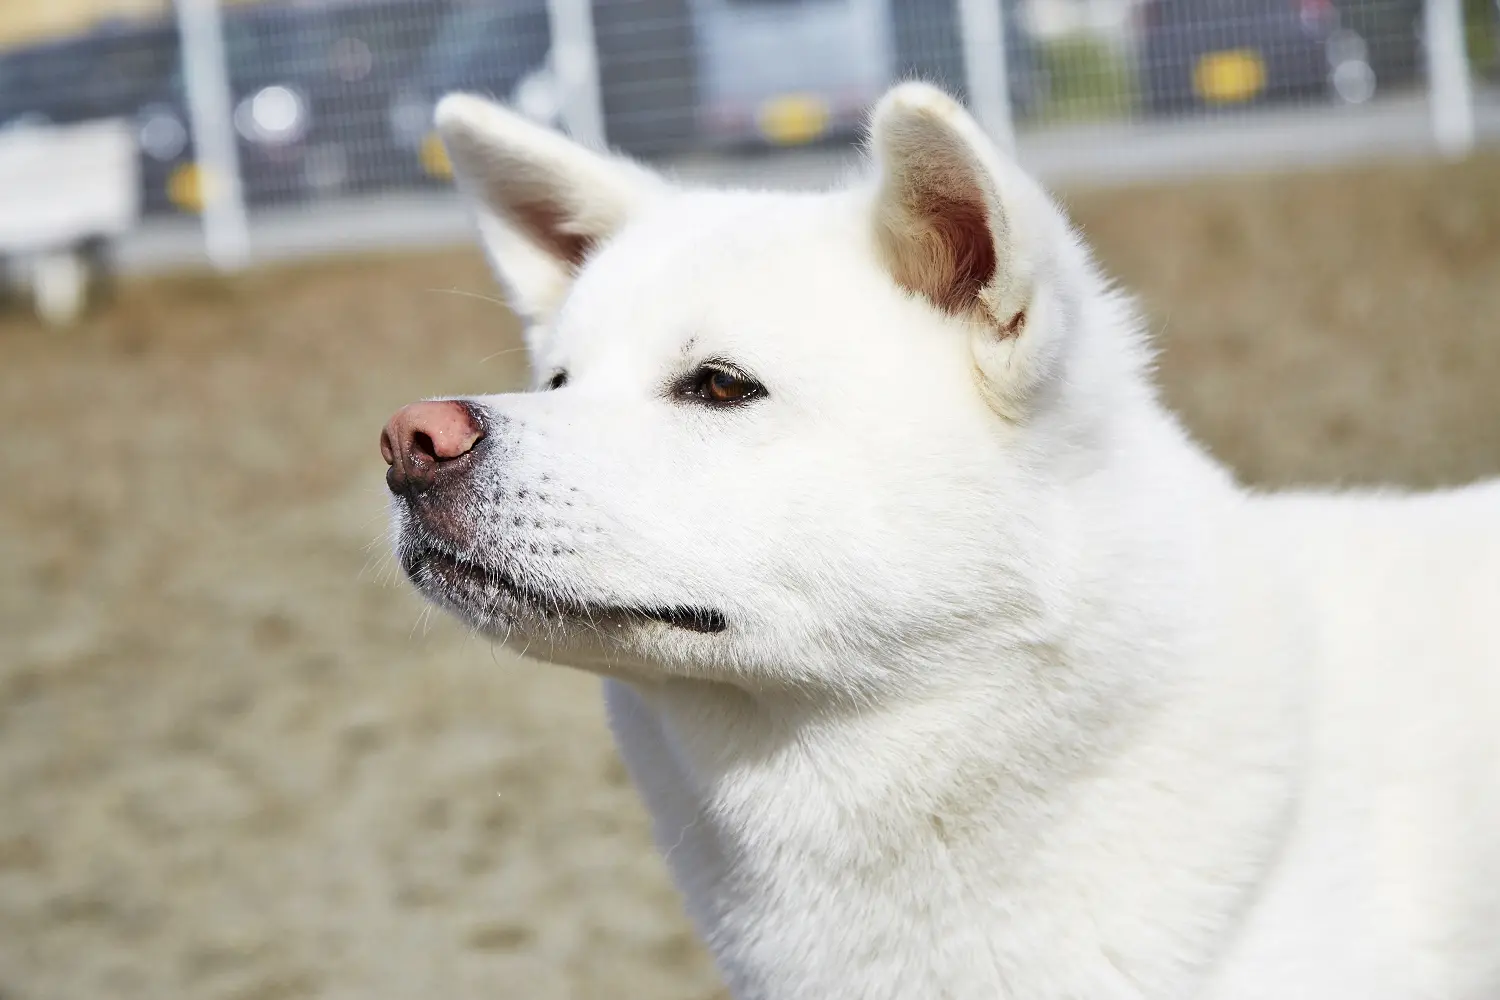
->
[[1215, 483, 1500, 998]]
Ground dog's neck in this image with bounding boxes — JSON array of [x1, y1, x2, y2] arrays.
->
[[608, 409, 1309, 999]]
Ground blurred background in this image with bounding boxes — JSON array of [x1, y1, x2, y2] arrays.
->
[[0, 0, 1497, 998]]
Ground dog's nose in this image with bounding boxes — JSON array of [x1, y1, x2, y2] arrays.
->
[[380, 400, 484, 497]]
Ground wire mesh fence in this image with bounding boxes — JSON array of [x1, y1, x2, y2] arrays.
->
[[0, 0, 1495, 267]]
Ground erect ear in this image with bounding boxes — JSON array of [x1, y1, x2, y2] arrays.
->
[[434, 94, 665, 323], [869, 83, 1070, 416]]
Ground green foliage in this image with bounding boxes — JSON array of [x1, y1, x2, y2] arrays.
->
[[1466, 0, 1498, 72], [1034, 35, 1138, 124]]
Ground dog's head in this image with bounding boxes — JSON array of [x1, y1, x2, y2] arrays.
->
[[385, 83, 1146, 691]]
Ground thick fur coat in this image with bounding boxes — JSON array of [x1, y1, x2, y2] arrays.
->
[[384, 82, 1500, 999]]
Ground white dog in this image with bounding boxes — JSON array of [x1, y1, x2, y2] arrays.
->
[[380, 82, 1500, 999]]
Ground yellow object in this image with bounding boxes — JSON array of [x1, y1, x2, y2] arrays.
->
[[420, 132, 452, 178], [0, 2, 162, 48], [167, 162, 206, 213], [756, 94, 831, 146], [1194, 49, 1267, 104]]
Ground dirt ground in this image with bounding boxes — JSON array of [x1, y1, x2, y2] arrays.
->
[[2, 156, 1498, 1000]]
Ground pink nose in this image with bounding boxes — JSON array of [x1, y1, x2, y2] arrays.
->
[[380, 400, 484, 496]]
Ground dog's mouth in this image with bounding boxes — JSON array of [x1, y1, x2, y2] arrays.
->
[[401, 542, 727, 635]]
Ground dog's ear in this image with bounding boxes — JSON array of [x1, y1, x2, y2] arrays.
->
[[435, 94, 665, 323], [870, 83, 1069, 417]]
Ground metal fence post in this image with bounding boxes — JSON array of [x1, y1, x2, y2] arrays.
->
[[1425, 0, 1476, 157], [546, 0, 608, 149], [956, 0, 1015, 149], [175, 0, 251, 270]]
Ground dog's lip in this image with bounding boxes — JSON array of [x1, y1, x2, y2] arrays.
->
[[635, 605, 728, 634], [401, 542, 556, 610], [402, 541, 727, 635]]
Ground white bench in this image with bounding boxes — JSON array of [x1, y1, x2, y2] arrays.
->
[[0, 117, 141, 325]]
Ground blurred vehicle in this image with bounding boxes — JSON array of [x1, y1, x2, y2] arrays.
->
[[1352, 0, 1500, 87], [0, 19, 177, 132], [890, 0, 1048, 125], [690, 0, 887, 147], [296, 0, 448, 194], [388, 0, 697, 182], [690, 0, 1044, 149], [385, 0, 553, 184], [396, 0, 1035, 171], [1338, 0, 1422, 90], [1139, 0, 1377, 115], [592, 0, 700, 155], [140, 0, 444, 214]]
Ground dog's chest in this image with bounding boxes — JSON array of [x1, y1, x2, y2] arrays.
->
[[603, 680, 1179, 1000], [625, 768, 1016, 999]]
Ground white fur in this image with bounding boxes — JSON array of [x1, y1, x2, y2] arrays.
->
[[391, 84, 1500, 999]]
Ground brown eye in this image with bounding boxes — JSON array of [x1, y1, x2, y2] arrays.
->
[[682, 364, 765, 407], [545, 370, 568, 390], [707, 370, 746, 403]]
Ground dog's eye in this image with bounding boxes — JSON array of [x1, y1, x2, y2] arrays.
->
[[680, 364, 765, 407], [545, 370, 568, 390]]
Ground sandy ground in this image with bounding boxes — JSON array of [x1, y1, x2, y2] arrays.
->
[[2, 156, 1498, 1000]]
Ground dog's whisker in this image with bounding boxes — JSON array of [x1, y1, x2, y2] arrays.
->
[[424, 286, 512, 309]]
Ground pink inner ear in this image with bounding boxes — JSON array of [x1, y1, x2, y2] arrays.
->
[[887, 183, 998, 317], [511, 198, 593, 269], [919, 191, 997, 314]]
